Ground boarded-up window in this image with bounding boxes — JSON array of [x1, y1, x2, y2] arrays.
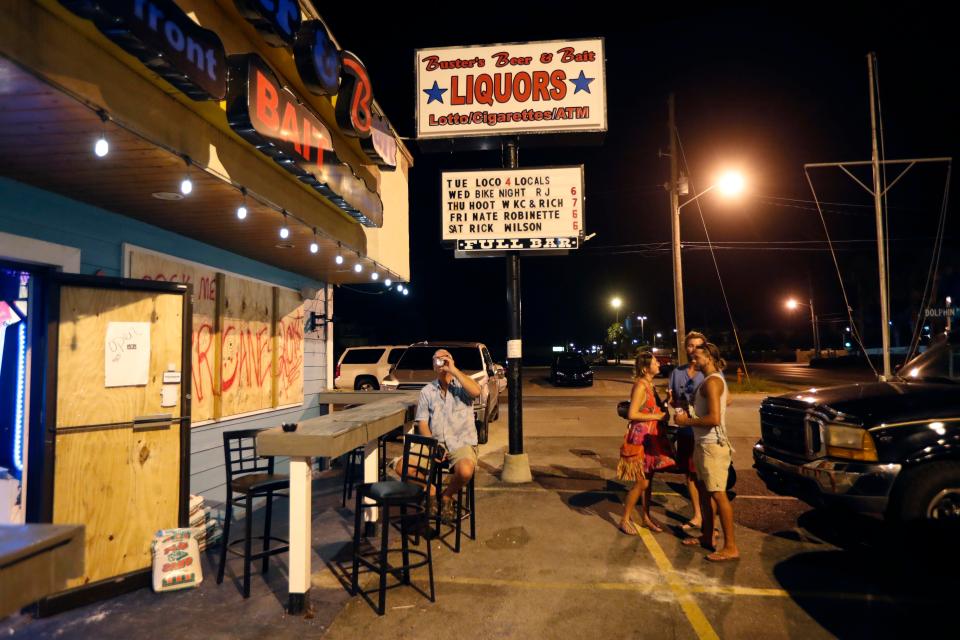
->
[[127, 248, 305, 424]]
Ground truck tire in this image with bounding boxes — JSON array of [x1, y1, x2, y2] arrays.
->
[[889, 461, 960, 522], [355, 376, 379, 392], [476, 419, 488, 445]]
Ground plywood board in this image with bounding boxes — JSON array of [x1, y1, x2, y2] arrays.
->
[[56, 287, 183, 428], [275, 288, 305, 406], [220, 276, 273, 416], [53, 423, 180, 588], [129, 250, 217, 423]]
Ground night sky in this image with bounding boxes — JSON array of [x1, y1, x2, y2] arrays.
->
[[321, 7, 958, 362]]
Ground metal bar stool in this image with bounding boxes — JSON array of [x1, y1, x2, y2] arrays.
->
[[351, 434, 440, 615], [216, 428, 290, 598], [432, 458, 476, 553], [341, 426, 405, 507]]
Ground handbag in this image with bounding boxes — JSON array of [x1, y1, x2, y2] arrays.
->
[[726, 463, 737, 491], [616, 400, 630, 419]]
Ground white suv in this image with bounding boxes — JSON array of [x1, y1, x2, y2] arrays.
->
[[334, 345, 407, 391]]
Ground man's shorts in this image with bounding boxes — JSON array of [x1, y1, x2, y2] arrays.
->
[[693, 442, 731, 493], [448, 444, 479, 468]]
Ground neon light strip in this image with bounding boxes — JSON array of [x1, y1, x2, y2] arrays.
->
[[14, 322, 26, 472]]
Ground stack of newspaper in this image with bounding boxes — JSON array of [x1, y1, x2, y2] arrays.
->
[[188, 494, 220, 551]]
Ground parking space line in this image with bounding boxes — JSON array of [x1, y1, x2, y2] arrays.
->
[[636, 526, 721, 640]]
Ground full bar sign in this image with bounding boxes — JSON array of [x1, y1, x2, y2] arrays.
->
[[442, 166, 584, 251]]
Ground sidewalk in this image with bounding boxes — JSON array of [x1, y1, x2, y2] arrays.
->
[[5, 390, 929, 639]]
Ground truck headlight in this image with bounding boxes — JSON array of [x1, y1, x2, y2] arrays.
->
[[825, 424, 878, 462]]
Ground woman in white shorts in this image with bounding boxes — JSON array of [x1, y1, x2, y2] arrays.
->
[[674, 342, 740, 562]]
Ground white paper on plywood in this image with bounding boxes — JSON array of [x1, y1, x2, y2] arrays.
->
[[105, 322, 151, 387]]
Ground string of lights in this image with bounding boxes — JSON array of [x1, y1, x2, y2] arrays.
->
[[79, 92, 409, 293]]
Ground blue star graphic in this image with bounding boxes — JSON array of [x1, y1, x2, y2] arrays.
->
[[423, 81, 448, 104], [569, 71, 595, 94]]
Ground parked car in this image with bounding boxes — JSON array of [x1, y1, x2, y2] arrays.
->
[[334, 345, 407, 391], [549, 353, 593, 386], [381, 341, 505, 443], [753, 331, 960, 524]]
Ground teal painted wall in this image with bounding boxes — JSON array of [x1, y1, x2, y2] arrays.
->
[[0, 177, 311, 290]]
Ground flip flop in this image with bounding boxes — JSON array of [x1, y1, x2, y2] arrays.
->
[[706, 551, 740, 563], [618, 522, 640, 536], [681, 537, 715, 551], [680, 521, 702, 531]]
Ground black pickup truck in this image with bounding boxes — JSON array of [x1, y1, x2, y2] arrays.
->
[[754, 331, 960, 523]]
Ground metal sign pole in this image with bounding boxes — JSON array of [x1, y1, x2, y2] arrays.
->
[[501, 138, 532, 483]]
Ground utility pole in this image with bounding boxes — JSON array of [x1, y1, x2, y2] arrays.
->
[[668, 94, 686, 361], [808, 298, 821, 356], [501, 138, 532, 483], [803, 53, 950, 381], [868, 52, 893, 380]]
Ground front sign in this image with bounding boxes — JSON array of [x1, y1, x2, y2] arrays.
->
[[226, 55, 383, 227], [59, 0, 227, 101], [416, 38, 606, 139], [442, 166, 584, 251]]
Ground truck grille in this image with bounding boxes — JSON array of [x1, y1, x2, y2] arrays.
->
[[760, 398, 827, 459]]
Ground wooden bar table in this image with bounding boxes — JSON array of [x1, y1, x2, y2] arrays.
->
[[257, 391, 418, 614], [0, 524, 84, 617]]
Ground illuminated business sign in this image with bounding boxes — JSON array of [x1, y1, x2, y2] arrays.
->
[[442, 166, 584, 252], [226, 54, 383, 227], [416, 38, 606, 139], [233, 0, 302, 47], [59, 0, 227, 101]]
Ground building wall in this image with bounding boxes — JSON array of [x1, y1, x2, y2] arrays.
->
[[0, 177, 330, 508]]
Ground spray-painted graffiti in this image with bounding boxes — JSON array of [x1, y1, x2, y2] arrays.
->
[[189, 314, 305, 403], [141, 272, 216, 302]]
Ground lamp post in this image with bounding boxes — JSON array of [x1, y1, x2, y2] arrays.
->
[[636, 315, 648, 344], [667, 95, 746, 362], [786, 298, 821, 356]]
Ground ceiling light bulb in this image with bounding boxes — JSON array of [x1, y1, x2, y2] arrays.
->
[[384, 278, 392, 287], [180, 177, 193, 195], [279, 225, 290, 239], [353, 263, 362, 273], [94, 137, 109, 157], [335, 254, 344, 265], [402, 288, 409, 296], [236, 205, 248, 220], [309, 241, 318, 254], [371, 272, 379, 281]]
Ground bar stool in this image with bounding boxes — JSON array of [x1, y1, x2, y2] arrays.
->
[[351, 434, 440, 615], [432, 458, 477, 553], [216, 428, 290, 598], [341, 426, 405, 507]]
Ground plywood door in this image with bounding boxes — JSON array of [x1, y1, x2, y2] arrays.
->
[[128, 250, 217, 422], [52, 286, 184, 588]]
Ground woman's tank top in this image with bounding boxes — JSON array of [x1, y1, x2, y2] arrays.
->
[[692, 372, 728, 444]]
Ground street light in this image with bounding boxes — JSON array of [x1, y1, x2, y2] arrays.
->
[[610, 297, 622, 324], [785, 297, 820, 355], [638, 315, 647, 343], [667, 98, 747, 363]]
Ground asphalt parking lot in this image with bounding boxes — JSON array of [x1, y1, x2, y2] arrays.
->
[[4, 367, 953, 639]]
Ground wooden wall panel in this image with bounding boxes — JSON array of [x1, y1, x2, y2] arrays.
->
[[55, 287, 183, 428], [129, 250, 217, 422], [275, 288, 305, 406], [53, 423, 181, 587], [220, 276, 274, 416]]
